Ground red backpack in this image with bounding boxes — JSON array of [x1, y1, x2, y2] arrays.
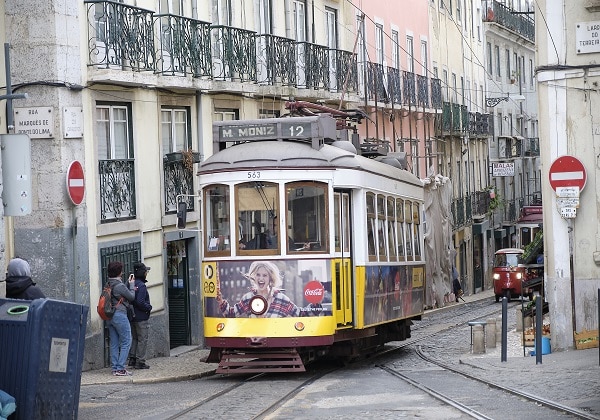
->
[[97, 282, 122, 320]]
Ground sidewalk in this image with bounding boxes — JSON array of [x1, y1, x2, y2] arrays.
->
[[81, 289, 599, 387]]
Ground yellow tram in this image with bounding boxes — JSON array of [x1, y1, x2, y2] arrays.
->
[[195, 114, 425, 373]]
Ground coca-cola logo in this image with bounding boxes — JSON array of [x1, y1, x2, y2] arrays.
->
[[304, 280, 325, 304]]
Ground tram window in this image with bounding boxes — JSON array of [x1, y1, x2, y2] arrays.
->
[[237, 182, 278, 254], [413, 203, 422, 260], [366, 193, 376, 260], [204, 185, 231, 254], [286, 182, 328, 252], [396, 200, 405, 260], [405, 200, 413, 260], [334, 192, 350, 253], [387, 198, 397, 261], [377, 194, 387, 261]]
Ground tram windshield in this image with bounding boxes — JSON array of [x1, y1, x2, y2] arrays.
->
[[237, 182, 279, 252]]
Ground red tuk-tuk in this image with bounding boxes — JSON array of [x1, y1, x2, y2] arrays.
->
[[493, 248, 543, 302]]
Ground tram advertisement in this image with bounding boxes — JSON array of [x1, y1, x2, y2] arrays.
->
[[203, 260, 333, 318], [364, 265, 424, 325]]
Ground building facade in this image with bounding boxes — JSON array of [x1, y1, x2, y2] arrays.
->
[[536, 0, 600, 350]]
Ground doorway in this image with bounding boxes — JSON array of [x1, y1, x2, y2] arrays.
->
[[167, 239, 191, 348]]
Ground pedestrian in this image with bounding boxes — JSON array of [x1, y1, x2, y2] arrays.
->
[[452, 265, 463, 302], [106, 261, 135, 376], [5, 258, 46, 300], [128, 262, 152, 370]]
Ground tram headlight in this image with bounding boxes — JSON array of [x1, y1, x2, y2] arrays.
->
[[294, 322, 305, 331], [216, 322, 225, 332], [515, 272, 523, 280], [493, 273, 500, 280], [250, 295, 268, 316]]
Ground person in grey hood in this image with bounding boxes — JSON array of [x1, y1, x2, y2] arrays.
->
[[5, 258, 46, 300]]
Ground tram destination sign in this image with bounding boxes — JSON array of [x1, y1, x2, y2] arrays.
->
[[213, 115, 336, 143]]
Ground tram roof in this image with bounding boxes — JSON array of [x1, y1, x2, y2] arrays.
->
[[198, 140, 423, 187]]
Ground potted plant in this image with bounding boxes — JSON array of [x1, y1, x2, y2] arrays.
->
[[164, 149, 201, 173]]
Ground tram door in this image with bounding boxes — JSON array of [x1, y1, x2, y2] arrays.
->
[[333, 191, 353, 326]]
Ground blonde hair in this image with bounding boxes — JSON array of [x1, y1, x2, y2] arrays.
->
[[247, 261, 282, 289]]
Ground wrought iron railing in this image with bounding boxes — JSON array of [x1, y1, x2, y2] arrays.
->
[[416, 74, 429, 108], [211, 25, 257, 82], [256, 34, 296, 86], [334, 49, 358, 93], [296, 42, 330, 90], [402, 71, 416, 106], [99, 159, 136, 222], [387, 67, 402, 104], [163, 160, 195, 214], [525, 137, 540, 156], [471, 191, 491, 216], [452, 197, 466, 228], [431, 78, 442, 109], [86, 0, 155, 71], [365, 62, 388, 102], [154, 13, 212, 77], [484, 0, 534, 42], [452, 103, 462, 133]]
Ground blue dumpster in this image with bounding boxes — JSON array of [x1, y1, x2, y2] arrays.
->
[[0, 298, 88, 420]]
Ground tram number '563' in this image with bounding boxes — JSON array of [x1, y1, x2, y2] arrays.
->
[[202, 262, 217, 298], [247, 171, 260, 179]]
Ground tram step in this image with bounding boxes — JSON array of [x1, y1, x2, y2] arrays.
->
[[216, 349, 306, 373]]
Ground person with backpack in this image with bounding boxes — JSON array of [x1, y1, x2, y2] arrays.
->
[[127, 262, 153, 370], [5, 258, 46, 300], [106, 261, 135, 376]]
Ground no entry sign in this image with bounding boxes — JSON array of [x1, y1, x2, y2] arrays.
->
[[67, 160, 85, 205], [548, 155, 586, 192]]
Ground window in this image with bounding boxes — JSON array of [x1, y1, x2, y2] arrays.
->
[[392, 30, 400, 69], [366, 192, 376, 260], [287, 182, 328, 253], [97, 103, 132, 160], [97, 102, 136, 221], [421, 41, 428, 76], [377, 194, 387, 260], [259, 109, 280, 119], [161, 107, 190, 155], [495, 45, 501, 77], [396, 199, 405, 259], [100, 242, 141, 285], [214, 0, 231, 25], [237, 182, 278, 254], [387, 198, 397, 260], [486, 42, 492, 75], [258, 0, 272, 34], [376, 24, 384, 65], [406, 36, 414, 73], [292, 0, 306, 42], [529, 58, 534, 86], [451, 72, 457, 102], [325, 7, 337, 49], [412, 203, 421, 260], [404, 201, 413, 259], [443, 69, 448, 101], [506, 49, 511, 81], [334, 192, 350, 253], [205, 184, 231, 254], [160, 0, 183, 15]]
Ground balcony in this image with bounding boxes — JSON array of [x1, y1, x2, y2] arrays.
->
[[452, 196, 467, 228], [99, 159, 136, 222], [86, 0, 155, 71], [163, 154, 197, 213], [256, 34, 296, 86], [524, 137, 540, 156], [483, 0, 535, 42], [155, 14, 212, 77], [471, 191, 491, 216], [211, 25, 257, 82], [402, 71, 416, 107]]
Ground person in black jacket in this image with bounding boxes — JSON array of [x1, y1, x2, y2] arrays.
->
[[127, 262, 153, 369], [5, 258, 46, 300]]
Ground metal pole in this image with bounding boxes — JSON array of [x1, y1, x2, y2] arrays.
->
[[535, 294, 542, 364], [501, 296, 507, 362], [5, 43, 14, 132], [598, 288, 599, 367], [568, 220, 577, 341]]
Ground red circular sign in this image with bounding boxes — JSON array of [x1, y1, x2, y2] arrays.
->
[[66, 161, 85, 205], [548, 155, 586, 192], [303, 280, 325, 304]]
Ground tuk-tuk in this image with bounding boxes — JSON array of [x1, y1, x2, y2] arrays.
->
[[493, 248, 543, 302]]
